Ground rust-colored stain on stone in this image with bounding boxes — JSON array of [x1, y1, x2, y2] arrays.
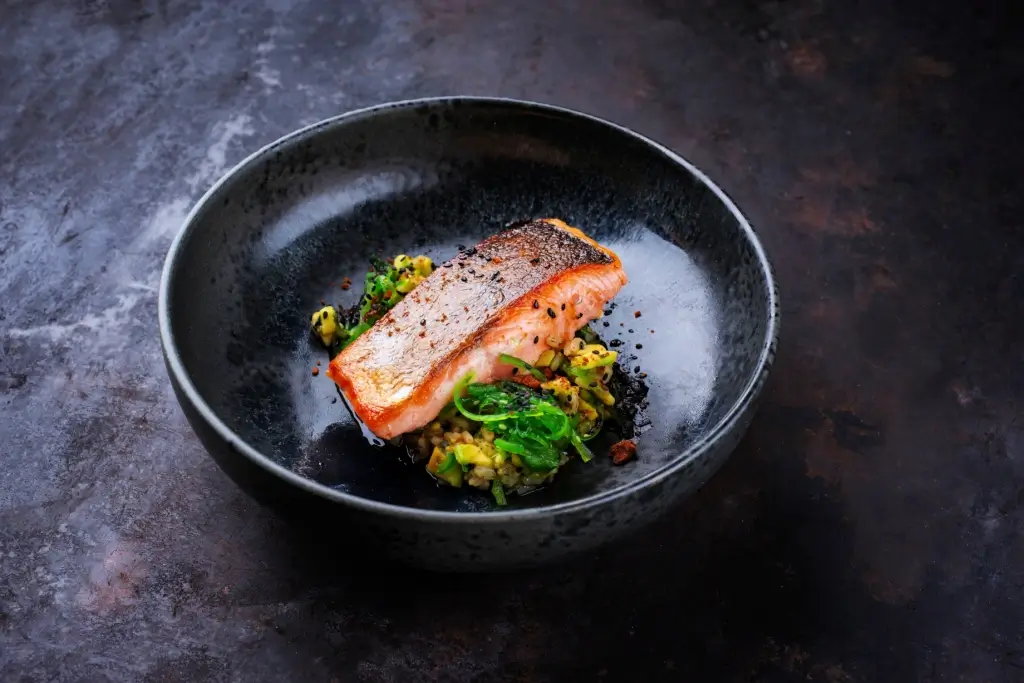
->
[[909, 55, 955, 78], [75, 542, 147, 614], [786, 43, 828, 77]]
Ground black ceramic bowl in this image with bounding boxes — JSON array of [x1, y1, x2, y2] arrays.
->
[[159, 97, 779, 571]]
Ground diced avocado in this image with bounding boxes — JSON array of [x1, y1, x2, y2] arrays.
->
[[452, 444, 492, 468], [570, 344, 617, 370], [427, 447, 463, 487], [310, 305, 338, 347], [535, 349, 556, 367], [412, 255, 433, 276]]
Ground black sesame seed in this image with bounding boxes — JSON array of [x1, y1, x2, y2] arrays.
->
[[609, 339, 623, 348], [465, 247, 477, 256], [460, 276, 468, 282], [532, 300, 539, 309], [546, 308, 556, 318], [533, 336, 539, 344], [561, 303, 566, 311], [634, 366, 641, 373], [491, 271, 500, 280], [628, 329, 634, 333], [576, 313, 583, 319], [636, 343, 644, 349], [469, 269, 475, 274], [321, 311, 328, 320], [457, 244, 466, 250], [590, 381, 598, 387], [512, 368, 519, 375], [602, 321, 610, 327], [530, 257, 541, 265], [592, 350, 601, 355], [420, 319, 426, 326], [603, 309, 613, 316]]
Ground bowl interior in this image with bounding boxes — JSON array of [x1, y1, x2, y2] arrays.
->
[[165, 99, 773, 513]]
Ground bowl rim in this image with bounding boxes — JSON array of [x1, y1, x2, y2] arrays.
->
[[159, 96, 780, 524]]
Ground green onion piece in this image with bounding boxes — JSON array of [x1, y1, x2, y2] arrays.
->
[[569, 431, 594, 463], [491, 480, 508, 506], [498, 354, 547, 382], [436, 452, 458, 474]]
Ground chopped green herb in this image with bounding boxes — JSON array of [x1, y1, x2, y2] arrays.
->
[[436, 452, 458, 474], [498, 353, 547, 382], [453, 374, 570, 472], [491, 480, 508, 506]]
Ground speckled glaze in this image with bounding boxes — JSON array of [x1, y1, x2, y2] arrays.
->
[[159, 97, 779, 571]]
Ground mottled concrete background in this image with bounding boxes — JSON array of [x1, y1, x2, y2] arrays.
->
[[1, 0, 1022, 681]]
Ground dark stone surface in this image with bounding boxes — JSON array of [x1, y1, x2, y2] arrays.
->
[[0, 0, 1020, 680]]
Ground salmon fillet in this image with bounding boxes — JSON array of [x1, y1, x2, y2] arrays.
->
[[327, 218, 628, 439]]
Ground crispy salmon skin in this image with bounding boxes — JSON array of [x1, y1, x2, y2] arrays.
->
[[327, 219, 628, 439]]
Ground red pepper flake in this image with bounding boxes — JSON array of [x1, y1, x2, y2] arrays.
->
[[341, 282, 350, 290], [634, 311, 642, 318], [311, 367, 320, 376], [491, 256, 503, 264], [418, 331, 426, 338], [508, 374, 542, 390], [610, 439, 637, 465]]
